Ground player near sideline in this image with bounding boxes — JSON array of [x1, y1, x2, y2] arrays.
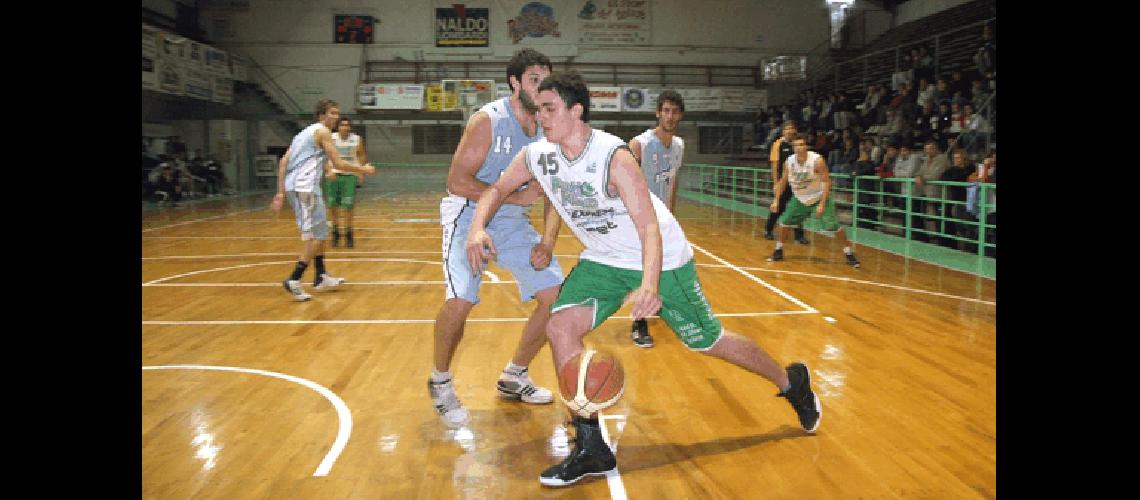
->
[[427, 48, 566, 429], [465, 71, 823, 487], [767, 133, 861, 268], [625, 89, 686, 349], [271, 99, 376, 301]]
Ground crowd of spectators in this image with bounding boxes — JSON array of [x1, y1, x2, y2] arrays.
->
[[142, 137, 229, 205]]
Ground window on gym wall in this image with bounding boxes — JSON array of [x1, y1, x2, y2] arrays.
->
[[412, 125, 462, 154], [699, 126, 743, 155]]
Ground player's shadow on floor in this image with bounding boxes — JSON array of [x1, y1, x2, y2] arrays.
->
[[608, 425, 809, 474]]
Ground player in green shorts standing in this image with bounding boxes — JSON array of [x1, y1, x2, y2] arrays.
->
[[324, 117, 367, 248], [464, 71, 823, 487], [767, 133, 861, 268]]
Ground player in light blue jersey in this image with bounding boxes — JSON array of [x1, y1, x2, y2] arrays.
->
[[428, 49, 566, 429], [270, 99, 376, 301], [625, 89, 686, 348]]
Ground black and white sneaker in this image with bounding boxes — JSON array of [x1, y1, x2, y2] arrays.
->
[[282, 279, 312, 301], [496, 368, 553, 404], [778, 362, 822, 433], [630, 319, 654, 348], [845, 253, 861, 268], [767, 248, 784, 262], [428, 378, 470, 429], [313, 273, 345, 291], [539, 417, 617, 487]]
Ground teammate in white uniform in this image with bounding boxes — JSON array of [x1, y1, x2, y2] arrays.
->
[[270, 99, 376, 301], [767, 133, 861, 268], [625, 89, 686, 348], [465, 72, 823, 487]]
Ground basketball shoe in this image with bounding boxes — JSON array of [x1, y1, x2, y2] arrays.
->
[[778, 362, 822, 433], [496, 367, 553, 404], [767, 248, 784, 262], [845, 253, 861, 268], [630, 319, 654, 348], [428, 378, 470, 429], [313, 273, 345, 291], [282, 279, 312, 301], [539, 416, 617, 487]]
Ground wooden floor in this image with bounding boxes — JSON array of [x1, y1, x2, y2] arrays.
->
[[142, 188, 996, 499]]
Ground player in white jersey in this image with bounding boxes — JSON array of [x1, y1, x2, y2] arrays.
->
[[270, 99, 376, 301], [325, 117, 367, 248], [427, 49, 565, 430], [465, 72, 823, 487], [625, 89, 686, 348], [766, 133, 861, 268]]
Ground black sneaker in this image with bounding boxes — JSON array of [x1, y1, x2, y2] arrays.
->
[[331, 226, 340, 247], [539, 417, 617, 487], [767, 248, 784, 262], [778, 362, 821, 433], [631, 319, 654, 348], [795, 234, 811, 245], [763, 231, 775, 240], [346, 229, 354, 248], [845, 253, 861, 268]]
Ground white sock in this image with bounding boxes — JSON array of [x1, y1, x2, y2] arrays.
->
[[775, 242, 784, 250], [843, 246, 852, 255], [430, 368, 451, 384], [503, 362, 527, 377]]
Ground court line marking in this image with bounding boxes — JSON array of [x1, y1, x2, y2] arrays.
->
[[141, 364, 351, 477], [141, 312, 814, 326], [140, 253, 993, 305], [689, 243, 818, 314], [142, 258, 501, 286], [142, 235, 584, 240], [735, 266, 996, 306], [599, 413, 627, 500], [142, 208, 263, 233]]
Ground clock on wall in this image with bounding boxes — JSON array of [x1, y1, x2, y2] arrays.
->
[[335, 15, 374, 44]]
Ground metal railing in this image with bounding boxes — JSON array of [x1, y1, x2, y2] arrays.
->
[[677, 163, 996, 274]]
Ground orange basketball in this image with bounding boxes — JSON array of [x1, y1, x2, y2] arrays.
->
[[558, 349, 625, 418]]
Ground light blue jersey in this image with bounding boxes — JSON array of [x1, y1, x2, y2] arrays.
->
[[632, 128, 684, 205], [285, 122, 329, 193], [438, 96, 562, 304]]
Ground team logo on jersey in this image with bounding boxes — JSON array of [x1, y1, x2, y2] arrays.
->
[[550, 177, 599, 208]]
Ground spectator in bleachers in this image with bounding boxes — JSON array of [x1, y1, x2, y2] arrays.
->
[[915, 45, 936, 83], [936, 101, 954, 150], [933, 77, 950, 107], [911, 140, 950, 243], [884, 109, 910, 139], [829, 137, 859, 190], [949, 70, 971, 105], [939, 147, 974, 249], [868, 134, 884, 165], [916, 77, 935, 110], [887, 140, 920, 209], [853, 138, 881, 230], [970, 80, 992, 114], [858, 83, 881, 129], [974, 23, 995, 80], [957, 103, 992, 154], [911, 100, 938, 146]]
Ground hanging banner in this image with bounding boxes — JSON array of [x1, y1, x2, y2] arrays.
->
[[157, 33, 186, 96], [576, 0, 650, 45], [435, 4, 490, 47], [204, 47, 230, 77], [677, 88, 723, 112], [720, 89, 767, 112], [506, 1, 564, 44], [360, 84, 426, 110], [621, 87, 661, 113], [588, 86, 622, 112], [425, 84, 445, 112], [185, 68, 214, 101]]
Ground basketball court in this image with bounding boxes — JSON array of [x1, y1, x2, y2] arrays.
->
[[142, 174, 996, 498]]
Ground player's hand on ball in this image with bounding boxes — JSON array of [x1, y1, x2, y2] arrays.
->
[[623, 287, 662, 321], [466, 229, 497, 276], [530, 242, 553, 269]]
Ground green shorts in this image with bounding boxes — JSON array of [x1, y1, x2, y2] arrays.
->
[[778, 195, 842, 233], [324, 174, 358, 209], [552, 258, 723, 350]]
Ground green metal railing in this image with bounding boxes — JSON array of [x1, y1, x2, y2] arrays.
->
[[678, 164, 996, 278]]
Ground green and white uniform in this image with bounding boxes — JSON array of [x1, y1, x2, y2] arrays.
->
[[325, 132, 361, 209], [778, 151, 842, 233], [524, 130, 723, 350]]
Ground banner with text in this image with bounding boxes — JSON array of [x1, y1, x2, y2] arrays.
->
[[588, 86, 622, 112], [677, 88, 723, 112], [720, 88, 767, 112], [435, 4, 490, 47], [620, 87, 661, 113], [576, 0, 650, 45], [142, 24, 159, 90], [359, 84, 427, 110]]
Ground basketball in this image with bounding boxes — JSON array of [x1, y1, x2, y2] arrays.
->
[[558, 349, 625, 418]]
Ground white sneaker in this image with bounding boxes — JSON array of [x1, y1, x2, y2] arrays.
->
[[282, 279, 311, 301], [497, 369, 554, 404], [313, 273, 345, 291], [428, 378, 470, 429]]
